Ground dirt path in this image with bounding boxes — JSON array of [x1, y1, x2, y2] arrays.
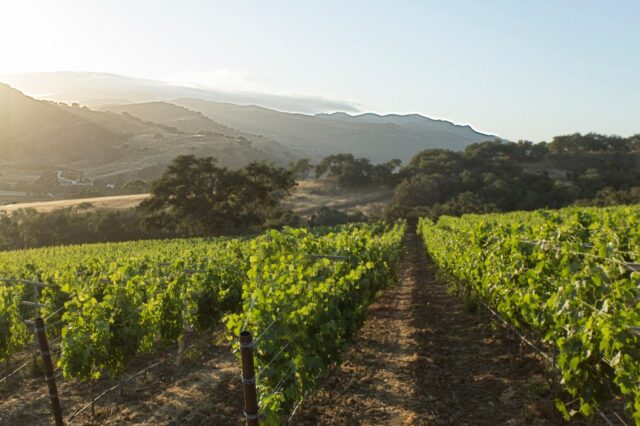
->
[[296, 232, 568, 425]]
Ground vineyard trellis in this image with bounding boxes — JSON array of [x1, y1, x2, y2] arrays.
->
[[419, 204, 640, 423], [0, 278, 64, 385], [0, 221, 406, 425], [478, 294, 627, 426], [225, 223, 407, 423]]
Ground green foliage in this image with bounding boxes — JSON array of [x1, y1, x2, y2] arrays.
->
[[140, 155, 297, 236], [315, 154, 401, 187], [575, 187, 640, 207], [0, 207, 161, 251], [0, 219, 403, 425], [121, 179, 150, 194], [288, 158, 313, 179], [263, 208, 303, 230], [308, 206, 367, 227], [549, 133, 636, 154], [418, 205, 640, 422], [387, 136, 640, 220], [225, 221, 406, 422], [0, 284, 29, 360], [0, 236, 250, 382]]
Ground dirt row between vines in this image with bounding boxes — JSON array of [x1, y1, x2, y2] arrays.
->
[[0, 333, 244, 426], [295, 232, 578, 426]]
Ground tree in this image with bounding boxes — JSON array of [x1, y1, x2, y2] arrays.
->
[[575, 186, 640, 206], [386, 136, 612, 220], [308, 206, 367, 227], [288, 159, 313, 179], [371, 159, 402, 185], [0, 212, 19, 250], [549, 133, 631, 154], [122, 179, 149, 195], [140, 155, 296, 236], [629, 134, 640, 152], [315, 154, 400, 187], [315, 154, 371, 186]]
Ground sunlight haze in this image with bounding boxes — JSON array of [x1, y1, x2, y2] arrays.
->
[[1, 0, 639, 141], [2, 3, 640, 424]]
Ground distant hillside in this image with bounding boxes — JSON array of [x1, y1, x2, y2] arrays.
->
[[173, 98, 497, 163], [0, 83, 146, 167], [98, 101, 298, 161], [3, 72, 500, 163], [100, 102, 235, 135], [0, 84, 297, 185]]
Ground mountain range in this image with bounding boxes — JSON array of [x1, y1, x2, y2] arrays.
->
[[172, 98, 495, 162], [0, 72, 499, 185], [0, 84, 296, 183]]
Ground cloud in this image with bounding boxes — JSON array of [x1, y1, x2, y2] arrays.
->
[[162, 69, 360, 114], [1, 70, 361, 114]]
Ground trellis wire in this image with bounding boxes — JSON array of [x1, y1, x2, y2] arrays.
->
[[0, 360, 31, 384], [287, 390, 310, 423], [256, 342, 291, 380], [67, 334, 211, 422], [478, 293, 628, 425]]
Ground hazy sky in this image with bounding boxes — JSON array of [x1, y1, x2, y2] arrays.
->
[[1, 0, 639, 141]]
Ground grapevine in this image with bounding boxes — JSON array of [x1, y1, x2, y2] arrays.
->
[[419, 205, 640, 422]]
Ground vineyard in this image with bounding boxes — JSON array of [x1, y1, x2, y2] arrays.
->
[[419, 205, 640, 423], [3, 204, 640, 424], [0, 221, 406, 424]]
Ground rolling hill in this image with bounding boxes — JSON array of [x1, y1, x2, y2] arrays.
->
[[173, 98, 497, 163], [0, 84, 297, 185], [2, 72, 500, 164], [99, 101, 236, 135]]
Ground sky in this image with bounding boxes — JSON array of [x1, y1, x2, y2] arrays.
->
[[1, 0, 639, 141]]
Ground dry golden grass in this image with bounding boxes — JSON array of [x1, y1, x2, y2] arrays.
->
[[0, 193, 150, 213], [283, 179, 394, 218], [0, 179, 395, 218]]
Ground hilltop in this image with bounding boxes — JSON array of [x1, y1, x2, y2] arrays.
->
[[0, 84, 296, 188], [3, 72, 499, 163], [173, 98, 496, 162]]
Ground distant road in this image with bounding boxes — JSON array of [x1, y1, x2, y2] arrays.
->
[[0, 194, 150, 213]]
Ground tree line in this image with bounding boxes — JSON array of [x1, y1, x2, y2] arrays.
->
[[1, 132, 639, 251], [385, 134, 640, 219]]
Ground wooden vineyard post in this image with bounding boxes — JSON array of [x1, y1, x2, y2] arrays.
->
[[550, 344, 559, 392], [176, 321, 188, 366], [177, 333, 185, 366], [32, 284, 40, 369], [239, 331, 259, 425], [35, 317, 64, 426]]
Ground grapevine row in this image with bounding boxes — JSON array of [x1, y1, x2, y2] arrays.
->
[[0, 236, 251, 382], [226, 221, 407, 423], [0, 220, 406, 425], [418, 205, 640, 423]]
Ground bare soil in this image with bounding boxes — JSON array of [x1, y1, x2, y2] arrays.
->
[[295, 232, 578, 425], [0, 334, 243, 426]]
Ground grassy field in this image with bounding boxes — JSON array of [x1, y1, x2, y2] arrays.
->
[[0, 180, 395, 218], [0, 193, 149, 213]]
